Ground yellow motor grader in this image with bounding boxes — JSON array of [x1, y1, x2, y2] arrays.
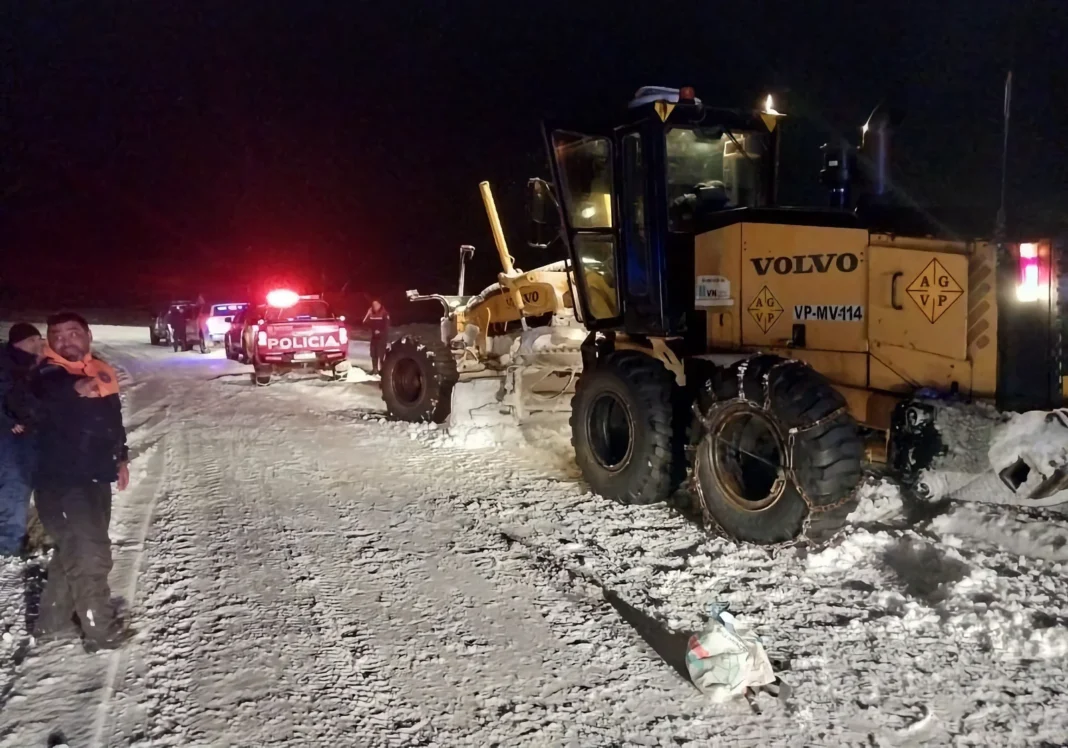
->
[[528, 85, 1067, 545], [380, 182, 587, 425]]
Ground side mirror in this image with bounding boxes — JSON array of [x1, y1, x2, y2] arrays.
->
[[527, 178, 557, 249], [224, 316, 234, 323]]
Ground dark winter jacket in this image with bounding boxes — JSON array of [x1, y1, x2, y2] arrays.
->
[[0, 342, 38, 432], [363, 306, 390, 337], [31, 360, 128, 486]]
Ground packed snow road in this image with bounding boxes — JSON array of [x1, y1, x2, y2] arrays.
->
[[1, 325, 1068, 746]]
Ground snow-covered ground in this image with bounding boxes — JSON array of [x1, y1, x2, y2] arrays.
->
[[1, 325, 1068, 745]]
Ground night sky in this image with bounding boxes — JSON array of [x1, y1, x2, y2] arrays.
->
[[2, 0, 1066, 306]]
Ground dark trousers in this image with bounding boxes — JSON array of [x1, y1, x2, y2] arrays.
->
[[0, 432, 33, 555], [370, 333, 386, 374], [34, 481, 116, 642]]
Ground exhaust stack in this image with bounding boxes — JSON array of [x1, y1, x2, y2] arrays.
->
[[860, 104, 894, 200], [820, 141, 855, 209]]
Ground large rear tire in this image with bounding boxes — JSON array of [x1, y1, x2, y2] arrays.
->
[[691, 354, 864, 545], [381, 336, 458, 423], [571, 352, 685, 505]]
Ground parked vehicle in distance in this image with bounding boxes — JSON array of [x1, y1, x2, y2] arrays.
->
[[150, 301, 194, 346], [200, 302, 249, 349], [225, 304, 266, 363]]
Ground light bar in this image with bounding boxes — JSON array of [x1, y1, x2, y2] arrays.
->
[[266, 289, 300, 308]]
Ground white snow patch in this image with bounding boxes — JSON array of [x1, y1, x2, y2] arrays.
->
[[345, 366, 379, 384], [847, 478, 905, 524], [805, 530, 895, 574], [930, 503, 1068, 563]]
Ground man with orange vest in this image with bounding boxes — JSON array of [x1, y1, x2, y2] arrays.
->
[[30, 311, 132, 651]]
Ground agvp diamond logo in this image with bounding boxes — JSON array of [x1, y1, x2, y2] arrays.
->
[[906, 259, 963, 323], [747, 286, 783, 333]]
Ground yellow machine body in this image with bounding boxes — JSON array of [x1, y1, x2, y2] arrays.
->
[[457, 271, 574, 355], [695, 223, 999, 431]]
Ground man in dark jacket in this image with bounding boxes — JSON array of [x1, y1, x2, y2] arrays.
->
[[32, 312, 132, 651], [362, 299, 390, 375], [0, 323, 44, 555]]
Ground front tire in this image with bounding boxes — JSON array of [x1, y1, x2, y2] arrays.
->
[[198, 334, 208, 354], [691, 354, 864, 545], [381, 336, 458, 423], [251, 366, 272, 386], [570, 352, 684, 505], [150, 329, 160, 345]]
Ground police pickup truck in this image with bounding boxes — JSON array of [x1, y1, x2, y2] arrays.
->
[[249, 290, 349, 386]]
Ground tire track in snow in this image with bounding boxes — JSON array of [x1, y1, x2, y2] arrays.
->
[[252, 472, 435, 746], [103, 418, 435, 746]]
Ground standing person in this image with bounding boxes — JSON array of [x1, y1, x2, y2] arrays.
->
[[363, 299, 390, 375], [0, 323, 44, 555], [31, 312, 132, 651], [165, 303, 187, 347]]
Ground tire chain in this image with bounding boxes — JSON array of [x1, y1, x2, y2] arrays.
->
[[687, 356, 861, 551]]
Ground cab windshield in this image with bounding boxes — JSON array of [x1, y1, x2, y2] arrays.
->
[[665, 126, 766, 231]]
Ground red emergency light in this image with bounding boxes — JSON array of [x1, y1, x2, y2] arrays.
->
[[266, 289, 300, 308], [1016, 242, 1050, 303]]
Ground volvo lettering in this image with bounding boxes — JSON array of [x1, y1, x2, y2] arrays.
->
[[248, 290, 350, 386], [750, 252, 860, 276]]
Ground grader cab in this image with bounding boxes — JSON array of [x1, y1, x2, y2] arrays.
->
[[535, 86, 1066, 545]]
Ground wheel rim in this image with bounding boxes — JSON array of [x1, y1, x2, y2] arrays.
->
[[706, 408, 787, 512], [390, 357, 425, 405], [586, 391, 634, 472]]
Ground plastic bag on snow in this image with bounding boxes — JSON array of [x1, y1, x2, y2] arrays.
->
[[685, 602, 776, 702]]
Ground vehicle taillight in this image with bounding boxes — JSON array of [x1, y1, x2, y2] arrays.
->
[[257, 330, 267, 347], [339, 325, 348, 345], [1016, 242, 1050, 303]]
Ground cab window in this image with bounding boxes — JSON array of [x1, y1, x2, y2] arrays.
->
[[551, 130, 619, 320], [665, 126, 765, 231]]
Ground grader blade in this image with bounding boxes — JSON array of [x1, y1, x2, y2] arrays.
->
[[445, 364, 579, 433], [446, 377, 510, 431]]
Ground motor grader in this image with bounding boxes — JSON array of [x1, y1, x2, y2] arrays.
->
[[527, 85, 1067, 546], [380, 181, 587, 425]]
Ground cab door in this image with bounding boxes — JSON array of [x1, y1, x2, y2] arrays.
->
[[615, 125, 668, 335], [543, 124, 622, 329]]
